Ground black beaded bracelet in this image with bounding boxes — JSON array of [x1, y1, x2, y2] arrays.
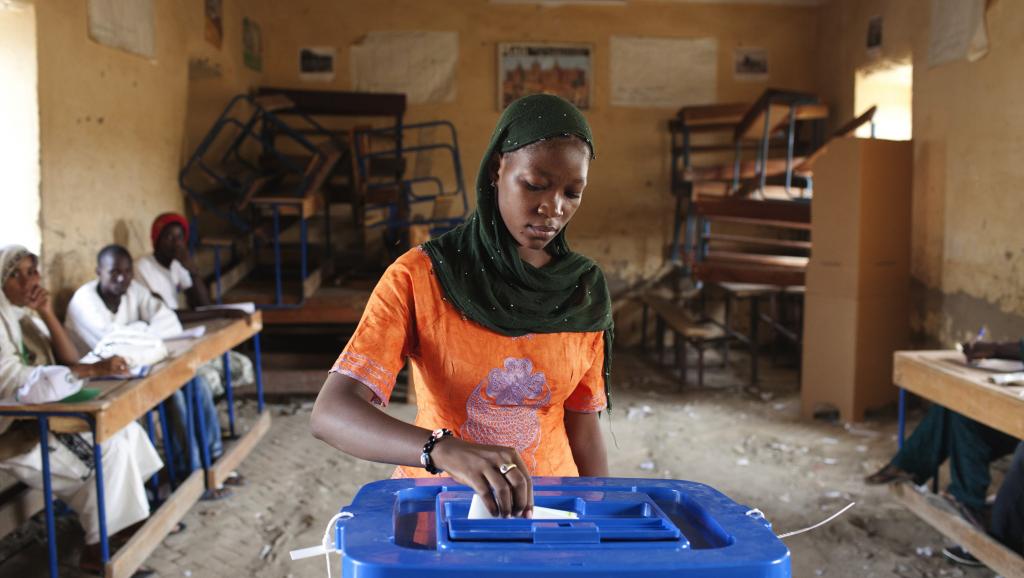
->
[[420, 428, 453, 475]]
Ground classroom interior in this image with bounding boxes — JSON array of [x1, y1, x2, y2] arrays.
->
[[1, 0, 1022, 577]]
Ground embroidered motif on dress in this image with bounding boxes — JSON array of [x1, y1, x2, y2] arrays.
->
[[330, 351, 394, 403], [462, 357, 551, 472], [566, 390, 606, 413]]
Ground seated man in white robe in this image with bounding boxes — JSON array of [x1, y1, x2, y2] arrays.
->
[[134, 213, 254, 398], [0, 245, 163, 576], [65, 244, 230, 497]]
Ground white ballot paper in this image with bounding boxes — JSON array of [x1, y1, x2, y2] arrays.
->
[[468, 494, 579, 520]]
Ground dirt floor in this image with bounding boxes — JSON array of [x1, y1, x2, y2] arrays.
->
[[0, 349, 1003, 577]]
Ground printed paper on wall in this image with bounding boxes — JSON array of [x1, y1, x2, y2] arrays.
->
[[928, 0, 988, 67], [87, 0, 155, 59], [351, 31, 458, 104], [611, 36, 717, 108]]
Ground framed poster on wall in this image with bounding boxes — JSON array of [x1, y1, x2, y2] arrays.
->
[[242, 17, 262, 71], [498, 43, 591, 110]]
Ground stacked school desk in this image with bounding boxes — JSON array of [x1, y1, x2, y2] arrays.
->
[[0, 313, 268, 578]]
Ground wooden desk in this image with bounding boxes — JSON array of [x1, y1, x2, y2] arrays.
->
[[894, 351, 1024, 439], [9, 314, 263, 442], [891, 350, 1024, 578], [0, 313, 269, 578]]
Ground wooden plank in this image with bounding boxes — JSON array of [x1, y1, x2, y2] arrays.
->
[[639, 295, 721, 339], [91, 357, 198, 443], [187, 313, 262, 367], [693, 197, 811, 224], [236, 175, 273, 210], [677, 102, 749, 128], [697, 215, 812, 231], [106, 470, 205, 578], [250, 193, 320, 218], [28, 355, 197, 440], [13, 317, 263, 441], [0, 484, 43, 539], [893, 351, 1024, 439], [704, 233, 811, 251], [252, 94, 295, 113], [206, 411, 271, 488], [199, 236, 235, 248], [734, 89, 825, 141], [261, 287, 370, 325], [705, 251, 809, 269], [794, 106, 880, 172], [303, 267, 323, 299], [206, 253, 255, 299], [297, 143, 342, 200], [716, 282, 783, 298], [890, 482, 1024, 578], [694, 261, 806, 287], [686, 158, 807, 183]]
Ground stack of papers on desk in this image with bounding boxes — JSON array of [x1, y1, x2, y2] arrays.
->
[[972, 359, 1024, 373], [91, 365, 151, 381], [196, 302, 256, 314], [989, 372, 1024, 386], [165, 326, 206, 341], [79, 352, 151, 380]]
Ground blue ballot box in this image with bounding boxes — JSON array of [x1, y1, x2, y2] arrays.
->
[[332, 477, 791, 577]]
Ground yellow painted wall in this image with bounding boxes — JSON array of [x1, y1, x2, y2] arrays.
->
[[816, 0, 1024, 343], [0, 3, 40, 253], [257, 0, 820, 288], [33, 0, 266, 303]]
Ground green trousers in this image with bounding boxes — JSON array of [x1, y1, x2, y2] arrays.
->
[[891, 405, 1019, 510]]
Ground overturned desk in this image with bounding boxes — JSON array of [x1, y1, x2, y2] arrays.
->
[[890, 350, 1024, 578], [0, 313, 268, 578]]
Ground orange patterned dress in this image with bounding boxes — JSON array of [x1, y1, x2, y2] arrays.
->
[[330, 247, 607, 478]]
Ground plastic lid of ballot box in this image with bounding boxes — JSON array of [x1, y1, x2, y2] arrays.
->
[[333, 477, 791, 578]]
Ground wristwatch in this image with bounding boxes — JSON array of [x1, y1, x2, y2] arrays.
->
[[420, 428, 454, 475]]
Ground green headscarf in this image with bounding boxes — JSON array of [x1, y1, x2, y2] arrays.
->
[[422, 94, 614, 409]]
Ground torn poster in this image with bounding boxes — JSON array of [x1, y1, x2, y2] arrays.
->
[[351, 31, 458, 104], [610, 36, 717, 108], [928, 0, 988, 67], [204, 0, 222, 49], [87, 0, 155, 59]]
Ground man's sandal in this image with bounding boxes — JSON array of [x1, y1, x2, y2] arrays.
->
[[864, 464, 914, 485], [200, 487, 233, 501], [222, 471, 247, 487]]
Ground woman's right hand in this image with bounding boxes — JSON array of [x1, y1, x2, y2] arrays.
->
[[430, 437, 533, 519]]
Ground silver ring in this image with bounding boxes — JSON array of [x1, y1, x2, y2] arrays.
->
[[498, 463, 518, 475]]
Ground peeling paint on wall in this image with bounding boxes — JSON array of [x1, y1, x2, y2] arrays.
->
[[818, 0, 1024, 344]]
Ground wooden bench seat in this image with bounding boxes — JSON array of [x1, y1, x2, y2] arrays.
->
[[694, 260, 806, 287], [638, 294, 729, 389], [0, 482, 43, 540]]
